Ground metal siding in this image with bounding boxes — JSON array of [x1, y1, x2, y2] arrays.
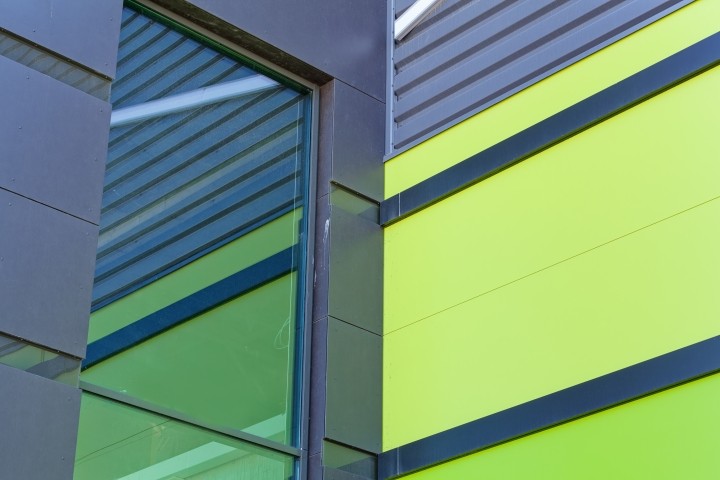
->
[[0, 189, 98, 358], [395, 0, 417, 17], [0, 56, 110, 224], [329, 206, 383, 336], [0, 0, 122, 78], [332, 81, 386, 201], [391, 0, 691, 152], [0, 30, 111, 100], [0, 364, 81, 479]]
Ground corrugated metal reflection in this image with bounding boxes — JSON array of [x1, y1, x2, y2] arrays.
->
[[92, 8, 309, 308]]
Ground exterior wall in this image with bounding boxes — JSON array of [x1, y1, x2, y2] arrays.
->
[[143, 6, 388, 476], [0, 1, 123, 478], [382, 1, 720, 477], [1, 1, 385, 478], [402, 372, 720, 479], [86, 2, 384, 478], [389, 0, 691, 153]]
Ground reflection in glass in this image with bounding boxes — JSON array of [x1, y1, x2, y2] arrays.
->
[[79, 2, 310, 460], [83, 274, 298, 444], [75, 393, 293, 480], [0, 334, 80, 386]]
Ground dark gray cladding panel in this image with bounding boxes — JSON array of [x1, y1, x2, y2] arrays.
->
[[318, 80, 385, 200], [167, 0, 386, 101], [391, 0, 691, 152], [329, 203, 382, 336], [0, 0, 123, 77], [0, 56, 109, 225], [325, 317, 381, 453], [0, 364, 81, 479], [0, 189, 97, 358]]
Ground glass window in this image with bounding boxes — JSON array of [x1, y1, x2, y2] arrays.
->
[[76, 3, 311, 478], [75, 393, 294, 480]]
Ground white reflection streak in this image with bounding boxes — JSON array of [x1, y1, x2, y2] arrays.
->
[[394, 0, 445, 41], [110, 75, 279, 128]]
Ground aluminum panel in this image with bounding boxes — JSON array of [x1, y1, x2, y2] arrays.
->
[[329, 203, 382, 336], [391, 0, 690, 152], [0, 363, 81, 480], [0, 30, 111, 100], [0, 0, 123, 77], [0, 189, 97, 358], [325, 317, 381, 453], [0, 56, 109, 224], [330, 81, 385, 201]]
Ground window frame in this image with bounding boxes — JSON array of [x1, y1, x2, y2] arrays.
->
[[79, 2, 320, 478]]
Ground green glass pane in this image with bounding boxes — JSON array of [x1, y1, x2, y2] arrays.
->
[[83, 274, 298, 444], [75, 393, 293, 480]]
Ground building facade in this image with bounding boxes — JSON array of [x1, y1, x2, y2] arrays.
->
[[0, 0, 718, 479]]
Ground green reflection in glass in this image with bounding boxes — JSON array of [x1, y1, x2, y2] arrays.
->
[[82, 274, 297, 444], [75, 393, 293, 480]]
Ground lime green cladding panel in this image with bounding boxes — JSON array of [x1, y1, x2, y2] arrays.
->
[[383, 65, 720, 447], [385, 194, 720, 448], [385, 0, 720, 196], [403, 373, 720, 480], [385, 66, 720, 334]]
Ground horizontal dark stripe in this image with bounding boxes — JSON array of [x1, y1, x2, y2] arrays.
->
[[84, 246, 297, 369], [381, 31, 720, 226], [378, 335, 720, 479]]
